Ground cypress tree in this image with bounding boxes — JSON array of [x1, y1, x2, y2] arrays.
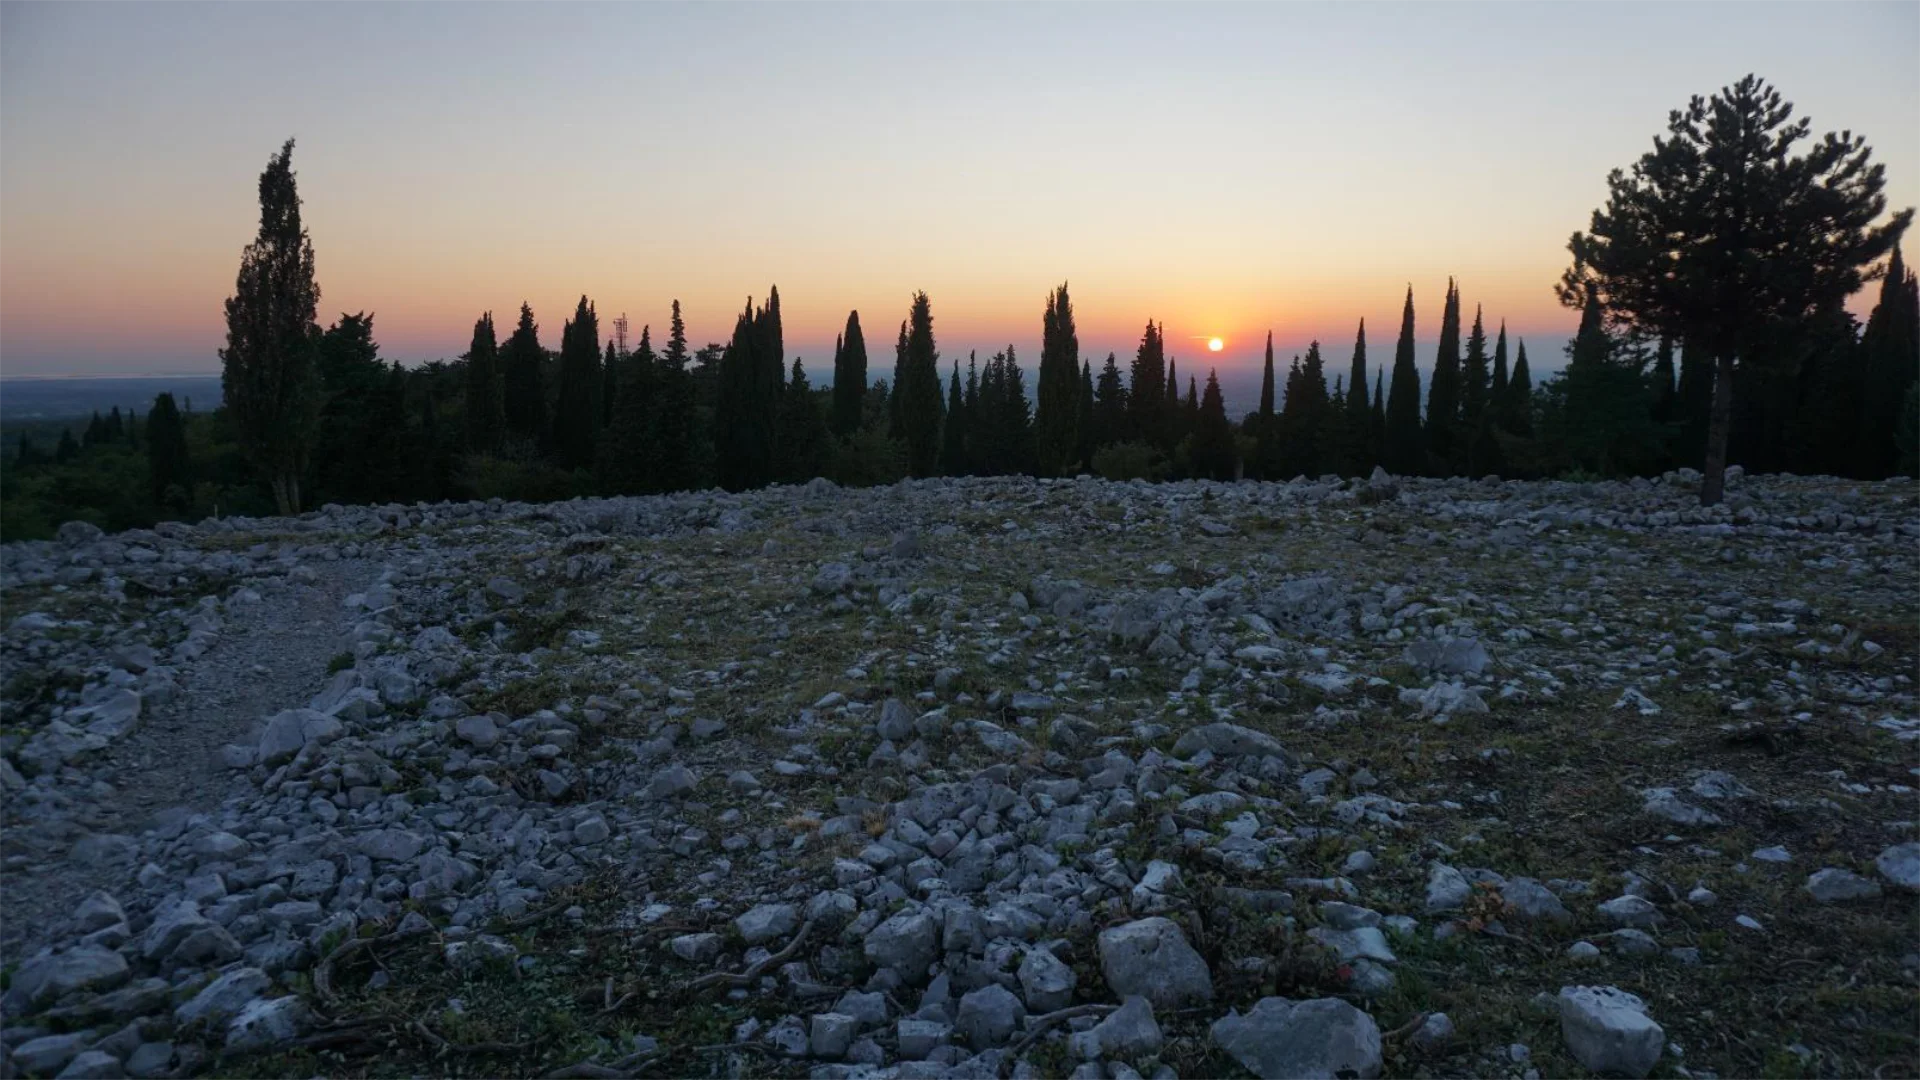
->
[[601, 340, 619, 429], [146, 392, 190, 509], [775, 358, 830, 484], [831, 311, 868, 436], [553, 295, 602, 470], [1258, 332, 1276, 419], [1183, 375, 1199, 441], [1458, 305, 1492, 475], [1092, 351, 1128, 452], [84, 411, 104, 448], [889, 318, 909, 438], [715, 291, 784, 491], [1165, 356, 1180, 442], [220, 138, 320, 514], [1344, 320, 1369, 418], [1508, 340, 1534, 435], [1074, 359, 1095, 471], [1858, 246, 1919, 477], [464, 311, 504, 453], [601, 325, 655, 493], [1889, 382, 1920, 474], [1426, 278, 1463, 471], [1344, 319, 1372, 473], [106, 407, 124, 441], [974, 347, 1033, 475], [1371, 371, 1386, 457], [1128, 321, 1166, 445], [1461, 304, 1490, 430], [650, 302, 699, 493], [1384, 285, 1423, 474], [1191, 369, 1236, 480], [14, 434, 40, 469], [1035, 282, 1081, 476], [940, 360, 968, 475], [56, 428, 79, 463], [502, 302, 546, 444], [896, 291, 944, 477], [1490, 322, 1510, 419], [1254, 332, 1279, 479]]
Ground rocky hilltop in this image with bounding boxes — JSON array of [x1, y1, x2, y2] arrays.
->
[[2, 470, 1915, 1079]]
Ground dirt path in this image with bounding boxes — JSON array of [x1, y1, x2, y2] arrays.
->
[[1, 559, 372, 962]]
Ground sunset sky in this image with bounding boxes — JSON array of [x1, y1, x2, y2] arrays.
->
[[2, 1, 1916, 383]]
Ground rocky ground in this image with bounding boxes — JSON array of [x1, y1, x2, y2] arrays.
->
[[1, 467, 1915, 1080]]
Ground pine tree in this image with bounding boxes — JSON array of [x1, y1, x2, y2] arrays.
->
[[940, 360, 968, 475], [1259, 332, 1277, 418], [220, 138, 320, 514], [1384, 286, 1423, 475], [56, 428, 79, 463], [831, 311, 868, 436], [145, 392, 190, 509], [464, 311, 504, 453], [552, 295, 602, 470], [1035, 282, 1081, 476], [1858, 246, 1920, 477], [502, 302, 547, 445], [1190, 369, 1236, 480], [1183, 376, 1199, 445], [1561, 74, 1910, 504], [1426, 278, 1463, 472], [84, 411, 104, 448], [311, 311, 400, 504], [896, 292, 945, 477], [775, 359, 830, 484], [1092, 351, 1128, 452], [1649, 336, 1677, 428], [1128, 321, 1166, 446]]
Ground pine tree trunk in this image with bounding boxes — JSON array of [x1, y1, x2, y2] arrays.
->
[[1699, 353, 1736, 506]]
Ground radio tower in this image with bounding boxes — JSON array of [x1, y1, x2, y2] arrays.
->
[[613, 314, 630, 358]]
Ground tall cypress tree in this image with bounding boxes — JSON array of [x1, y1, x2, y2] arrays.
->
[[1858, 246, 1920, 477], [649, 301, 699, 493], [146, 392, 190, 509], [502, 302, 547, 445], [1092, 351, 1127, 452], [1165, 356, 1180, 441], [1461, 304, 1490, 430], [1254, 332, 1279, 479], [940, 360, 968, 475], [1384, 286, 1423, 474], [1490, 322, 1510, 418], [896, 292, 944, 477], [832, 311, 868, 436], [220, 138, 320, 514], [1343, 319, 1372, 473], [715, 291, 783, 491], [1128, 321, 1166, 446], [1258, 331, 1277, 419], [1035, 282, 1080, 475], [600, 325, 655, 493], [464, 311, 504, 453], [1508, 340, 1534, 435], [973, 346, 1033, 475], [889, 318, 909, 438], [775, 358, 830, 484], [1190, 369, 1236, 480], [552, 295, 602, 470], [1073, 359, 1095, 471], [1371, 371, 1386, 458], [601, 340, 619, 428], [1425, 278, 1463, 472]]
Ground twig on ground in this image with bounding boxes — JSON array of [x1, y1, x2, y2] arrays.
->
[[1382, 1010, 1432, 1041], [998, 1003, 1118, 1076], [685, 918, 816, 994]]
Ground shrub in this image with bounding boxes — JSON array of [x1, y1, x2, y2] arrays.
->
[[1093, 441, 1169, 482]]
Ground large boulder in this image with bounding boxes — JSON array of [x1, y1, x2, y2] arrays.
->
[[1171, 723, 1288, 762], [1558, 985, 1664, 1078], [1210, 996, 1382, 1079], [1097, 917, 1212, 1009]]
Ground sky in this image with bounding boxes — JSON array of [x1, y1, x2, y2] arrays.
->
[[2, 2, 1916, 386]]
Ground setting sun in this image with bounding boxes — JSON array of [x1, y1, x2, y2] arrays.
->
[[1208, 337, 1225, 352]]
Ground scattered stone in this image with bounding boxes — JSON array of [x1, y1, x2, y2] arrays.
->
[[1210, 996, 1383, 1080], [1558, 985, 1665, 1079], [1097, 917, 1213, 1010]]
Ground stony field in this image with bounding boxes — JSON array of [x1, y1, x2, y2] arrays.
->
[[1, 468, 1916, 1080]]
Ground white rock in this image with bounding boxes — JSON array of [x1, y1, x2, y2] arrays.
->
[[1557, 985, 1664, 1078]]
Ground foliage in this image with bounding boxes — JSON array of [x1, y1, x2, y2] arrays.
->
[[1091, 440, 1169, 482]]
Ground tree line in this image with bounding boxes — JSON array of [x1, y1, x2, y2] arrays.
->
[[3, 76, 1913, 538]]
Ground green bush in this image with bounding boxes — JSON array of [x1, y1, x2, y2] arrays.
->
[[830, 428, 908, 488], [1093, 441, 1169, 482]]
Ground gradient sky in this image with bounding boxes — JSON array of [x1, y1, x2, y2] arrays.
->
[[2, 2, 1916, 382]]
